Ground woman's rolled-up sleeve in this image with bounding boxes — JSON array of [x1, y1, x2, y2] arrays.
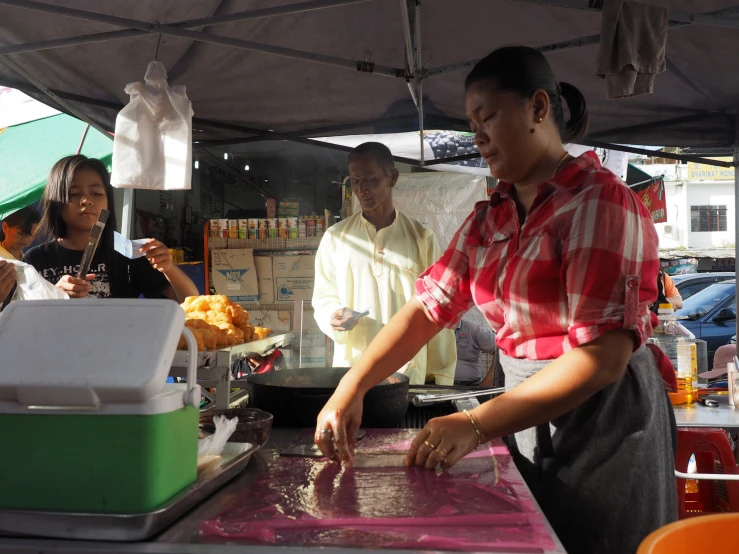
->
[[415, 210, 476, 328], [562, 174, 659, 351]]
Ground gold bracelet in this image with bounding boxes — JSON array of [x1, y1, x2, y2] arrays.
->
[[463, 409, 484, 447]]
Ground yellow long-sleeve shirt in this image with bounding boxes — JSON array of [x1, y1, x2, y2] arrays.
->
[[312, 210, 456, 385]]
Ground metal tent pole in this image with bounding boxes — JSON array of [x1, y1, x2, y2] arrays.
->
[[0, 0, 375, 56], [0, 0, 402, 77], [735, 116, 739, 343]]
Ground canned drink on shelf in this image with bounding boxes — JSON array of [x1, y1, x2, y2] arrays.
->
[[298, 220, 307, 238], [287, 217, 298, 239], [238, 219, 248, 239], [305, 217, 316, 238], [258, 219, 268, 240], [228, 219, 238, 239], [316, 218, 325, 237], [218, 219, 229, 239], [279, 218, 288, 239], [209, 219, 220, 238], [268, 218, 279, 238], [248, 219, 259, 240]]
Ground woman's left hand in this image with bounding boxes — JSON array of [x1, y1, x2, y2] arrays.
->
[[140, 239, 173, 273], [405, 412, 481, 471]]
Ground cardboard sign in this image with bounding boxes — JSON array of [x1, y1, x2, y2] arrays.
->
[[210, 249, 259, 302], [275, 277, 314, 301]]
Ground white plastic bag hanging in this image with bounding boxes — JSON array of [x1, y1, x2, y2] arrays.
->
[[8, 260, 69, 301], [111, 61, 193, 190]]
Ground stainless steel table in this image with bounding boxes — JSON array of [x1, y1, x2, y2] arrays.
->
[[0, 421, 566, 554], [673, 395, 739, 429]]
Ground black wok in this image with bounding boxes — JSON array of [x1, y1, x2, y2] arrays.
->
[[247, 367, 409, 428]]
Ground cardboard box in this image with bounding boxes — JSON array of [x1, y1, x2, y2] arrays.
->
[[301, 345, 327, 367], [300, 330, 326, 347], [272, 255, 315, 302], [275, 277, 314, 301], [254, 256, 275, 304], [249, 310, 291, 332], [210, 249, 259, 302]]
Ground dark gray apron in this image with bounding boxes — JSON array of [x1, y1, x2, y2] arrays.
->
[[499, 345, 677, 554]]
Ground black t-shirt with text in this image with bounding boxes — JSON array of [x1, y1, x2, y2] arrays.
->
[[23, 241, 169, 299]]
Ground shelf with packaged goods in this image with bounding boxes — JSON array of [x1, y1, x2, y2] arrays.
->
[[207, 236, 321, 251]]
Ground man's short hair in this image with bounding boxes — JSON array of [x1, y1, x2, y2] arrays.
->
[[348, 142, 395, 174]]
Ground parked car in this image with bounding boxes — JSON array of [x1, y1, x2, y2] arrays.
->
[[674, 280, 737, 367], [671, 272, 735, 301]]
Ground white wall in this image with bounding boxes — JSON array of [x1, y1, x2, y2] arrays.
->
[[653, 181, 687, 248], [685, 181, 735, 248]]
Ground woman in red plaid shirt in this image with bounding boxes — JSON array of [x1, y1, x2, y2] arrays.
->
[[315, 46, 677, 553]]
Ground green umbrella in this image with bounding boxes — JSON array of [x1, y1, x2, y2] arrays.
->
[[0, 114, 113, 220]]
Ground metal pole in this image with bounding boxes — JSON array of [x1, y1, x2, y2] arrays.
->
[[0, 0, 402, 77], [734, 115, 739, 343], [0, 0, 375, 56], [121, 189, 134, 240], [399, 0, 415, 74], [413, 0, 424, 166]]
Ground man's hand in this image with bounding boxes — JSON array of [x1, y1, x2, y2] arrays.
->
[[331, 308, 359, 332], [0, 260, 17, 303]]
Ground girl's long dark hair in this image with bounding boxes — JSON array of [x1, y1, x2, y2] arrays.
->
[[40, 155, 125, 296]]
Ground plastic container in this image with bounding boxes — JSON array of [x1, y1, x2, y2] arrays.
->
[[638, 511, 739, 553], [653, 304, 697, 404], [200, 407, 273, 446], [0, 300, 200, 514]]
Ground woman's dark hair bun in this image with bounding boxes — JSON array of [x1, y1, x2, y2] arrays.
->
[[558, 82, 589, 143], [465, 46, 590, 143]]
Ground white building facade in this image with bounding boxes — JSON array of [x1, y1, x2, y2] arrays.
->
[[638, 161, 735, 249]]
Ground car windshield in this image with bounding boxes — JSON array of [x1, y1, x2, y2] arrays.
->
[[675, 282, 735, 320]]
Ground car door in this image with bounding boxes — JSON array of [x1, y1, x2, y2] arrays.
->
[[699, 295, 737, 364]]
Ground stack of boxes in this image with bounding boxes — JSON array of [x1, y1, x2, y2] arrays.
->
[[208, 200, 327, 366]]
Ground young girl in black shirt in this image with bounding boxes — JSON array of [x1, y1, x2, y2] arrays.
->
[[24, 155, 197, 301]]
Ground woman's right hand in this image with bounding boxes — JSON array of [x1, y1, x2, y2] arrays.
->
[[55, 274, 95, 298], [314, 384, 365, 466]]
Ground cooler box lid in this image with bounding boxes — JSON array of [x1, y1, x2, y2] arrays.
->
[[0, 299, 185, 408]]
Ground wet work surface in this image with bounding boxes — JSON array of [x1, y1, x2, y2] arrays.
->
[[200, 429, 558, 553]]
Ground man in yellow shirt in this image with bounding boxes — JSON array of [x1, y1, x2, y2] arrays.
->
[[312, 142, 456, 385]]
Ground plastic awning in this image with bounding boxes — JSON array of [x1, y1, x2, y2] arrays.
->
[[0, 113, 112, 220]]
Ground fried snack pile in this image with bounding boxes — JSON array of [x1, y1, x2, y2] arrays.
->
[[178, 295, 258, 351]]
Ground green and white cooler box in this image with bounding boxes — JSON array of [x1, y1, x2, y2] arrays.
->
[[0, 299, 201, 514]]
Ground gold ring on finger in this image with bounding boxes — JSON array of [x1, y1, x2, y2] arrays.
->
[[434, 447, 447, 458], [423, 440, 437, 450]]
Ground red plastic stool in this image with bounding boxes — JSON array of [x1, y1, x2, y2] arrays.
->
[[675, 428, 739, 519]]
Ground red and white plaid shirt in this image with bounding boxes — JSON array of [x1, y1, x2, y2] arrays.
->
[[416, 152, 659, 360]]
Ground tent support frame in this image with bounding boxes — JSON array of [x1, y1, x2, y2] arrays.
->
[[0, 0, 404, 77], [0, 0, 374, 56], [734, 116, 739, 341], [423, 3, 739, 78]]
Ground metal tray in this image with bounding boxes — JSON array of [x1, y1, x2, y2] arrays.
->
[[171, 332, 292, 368], [0, 442, 259, 542]]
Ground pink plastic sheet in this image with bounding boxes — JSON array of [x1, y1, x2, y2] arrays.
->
[[200, 430, 556, 552]]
